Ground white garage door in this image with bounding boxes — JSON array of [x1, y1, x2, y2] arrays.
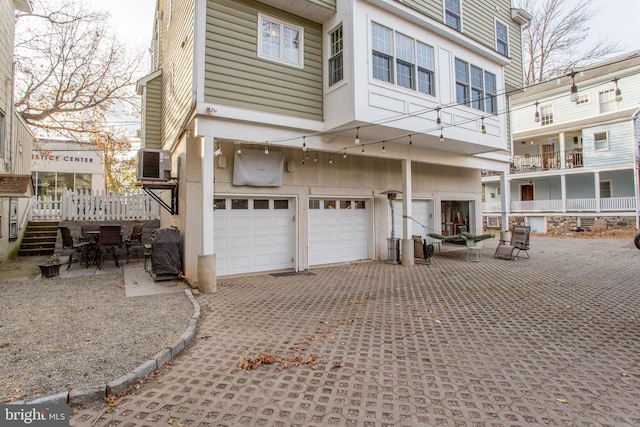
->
[[391, 199, 435, 238], [214, 197, 294, 276], [309, 198, 370, 266]]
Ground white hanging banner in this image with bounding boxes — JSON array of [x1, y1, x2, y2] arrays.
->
[[232, 148, 284, 187]]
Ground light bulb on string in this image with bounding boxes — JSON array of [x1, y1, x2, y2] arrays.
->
[[343, 149, 347, 159], [329, 154, 333, 165], [409, 135, 413, 146], [436, 107, 442, 130], [440, 131, 444, 143], [382, 141, 386, 153], [481, 117, 486, 134], [355, 127, 360, 145], [302, 136, 307, 152], [534, 101, 540, 123], [614, 78, 623, 102], [264, 143, 269, 155]]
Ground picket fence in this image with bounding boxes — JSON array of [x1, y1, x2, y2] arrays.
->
[[31, 189, 160, 221]]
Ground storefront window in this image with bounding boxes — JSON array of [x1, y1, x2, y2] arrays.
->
[[32, 172, 93, 198], [75, 173, 92, 192], [57, 173, 74, 198], [35, 172, 56, 199]]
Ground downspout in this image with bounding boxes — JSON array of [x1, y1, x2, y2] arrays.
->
[[632, 107, 640, 229], [9, 62, 16, 173]]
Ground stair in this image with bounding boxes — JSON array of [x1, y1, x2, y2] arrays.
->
[[18, 221, 60, 256]]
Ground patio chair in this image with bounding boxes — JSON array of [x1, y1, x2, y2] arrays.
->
[[494, 225, 531, 260], [59, 226, 91, 269], [97, 225, 122, 269], [463, 235, 482, 262], [123, 223, 144, 263]]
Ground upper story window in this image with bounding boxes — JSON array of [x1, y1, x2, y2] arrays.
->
[[495, 20, 508, 56], [455, 59, 496, 114], [540, 104, 553, 126], [329, 25, 343, 86], [599, 89, 616, 114], [594, 131, 609, 151], [444, 0, 462, 31], [372, 23, 393, 83], [576, 93, 590, 105], [258, 14, 303, 68], [371, 23, 435, 96]]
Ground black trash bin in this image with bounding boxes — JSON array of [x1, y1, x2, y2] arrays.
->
[[151, 227, 182, 282]]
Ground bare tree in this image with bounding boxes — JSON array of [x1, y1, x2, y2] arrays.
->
[[14, 0, 146, 189], [517, 0, 621, 85]]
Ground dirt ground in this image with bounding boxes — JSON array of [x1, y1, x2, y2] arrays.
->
[[0, 255, 51, 281]]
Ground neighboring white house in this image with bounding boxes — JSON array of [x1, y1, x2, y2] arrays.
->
[[136, 0, 531, 291], [31, 139, 106, 200], [0, 0, 34, 259], [483, 51, 640, 233]]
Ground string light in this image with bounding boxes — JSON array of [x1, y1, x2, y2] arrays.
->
[[329, 154, 333, 164], [314, 153, 318, 162], [613, 77, 623, 102], [382, 141, 386, 153], [409, 135, 413, 145], [264, 143, 269, 155], [440, 131, 444, 143], [236, 145, 241, 155], [355, 127, 360, 145], [361, 145, 365, 153], [569, 71, 579, 102], [343, 148, 347, 159], [481, 117, 486, 134], [302, 136, 307, 152], [534, 101, 540, 123], [436, 107, 442, 130]]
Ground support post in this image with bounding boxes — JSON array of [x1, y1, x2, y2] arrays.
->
[[401, 159, 414, 266]]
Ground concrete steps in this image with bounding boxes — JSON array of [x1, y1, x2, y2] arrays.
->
[[18, 221, 59, 256]]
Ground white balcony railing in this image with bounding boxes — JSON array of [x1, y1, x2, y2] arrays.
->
[[483, 197, 636, 213]]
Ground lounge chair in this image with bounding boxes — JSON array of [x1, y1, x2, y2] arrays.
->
[[427, 231, 495, 246], [494, 225, 530, 260]]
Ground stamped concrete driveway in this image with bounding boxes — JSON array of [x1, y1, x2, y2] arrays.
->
[[72, 236, 640, 426]]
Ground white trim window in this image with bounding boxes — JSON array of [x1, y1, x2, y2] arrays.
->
[[599, 89, 616, 114], [540, 104, 553, 126], [594, 131, 609, 151], [455, 59, 497, 113], [576, 93, 590, 105], [258, 14, 303, 68], [495, 20, 509, 56], [329, 24, 343, 86], [372, 23, 393, 83], [600, 181, 612, 198], [371, 23, 435, 96], [444, 0, 462, 31]]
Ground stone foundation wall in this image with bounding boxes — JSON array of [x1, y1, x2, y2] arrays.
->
[[483, 215, 636, 234]]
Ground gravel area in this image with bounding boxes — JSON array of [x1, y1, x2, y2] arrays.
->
[[0, 272, 194, 403]]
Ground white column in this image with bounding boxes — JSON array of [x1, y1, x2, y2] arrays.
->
[[594, 171, 601, 213], [500, 171, 510, 232], [198, 136, 217, 292], [401, 159, 414, 266], [558, 132, 566, 169], [561, 175, 567, 213]]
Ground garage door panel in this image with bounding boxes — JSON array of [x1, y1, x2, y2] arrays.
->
[[214, 197, 293, 276], [309, 198, 370, 266]]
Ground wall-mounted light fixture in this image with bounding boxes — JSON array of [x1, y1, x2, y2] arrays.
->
[[573, 136, 579, 144]]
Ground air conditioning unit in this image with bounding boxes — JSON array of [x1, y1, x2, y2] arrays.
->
[[137, 148, 172, 181], [486, 216, 500, 228]]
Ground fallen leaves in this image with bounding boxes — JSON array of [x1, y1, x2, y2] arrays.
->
[[236, 352, 324, 372]]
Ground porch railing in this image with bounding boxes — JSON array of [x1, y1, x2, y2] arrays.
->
[[511, 149, 583, 174], [484, 196, 636, 213], [30, 189, 161, 221]]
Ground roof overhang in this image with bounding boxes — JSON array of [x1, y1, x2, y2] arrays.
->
[[136, 69, 162, 95], [0, 174, 33, 198], [15, 0, 32, 13]]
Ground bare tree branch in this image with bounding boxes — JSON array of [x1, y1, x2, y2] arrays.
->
[[517, 0, 622, 84]]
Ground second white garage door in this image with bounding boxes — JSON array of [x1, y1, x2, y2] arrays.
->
[[308, 198, 370, 266], [214, 197, 294, 276]]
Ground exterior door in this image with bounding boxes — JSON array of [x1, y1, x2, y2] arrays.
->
[[521, 184, 534, 201]]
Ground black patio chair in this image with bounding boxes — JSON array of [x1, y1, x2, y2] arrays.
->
[[123, 223, 144, 263], [59, 226, 91, 269], [97, 225, 122, 269]]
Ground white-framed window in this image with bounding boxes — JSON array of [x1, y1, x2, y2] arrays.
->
[[540, 104, 553, 126], [329, 24, 343, 86], [417, 42, 435, 96], [495, 19, 509, 56], [258, 14, 303, 68], [576, 93, 590, 105], [599, 89, 616, 114], [455, 58, 469, 106], [371, 23, 435, 96], [372, 23, 393, 83], [594, 131, 609, 151], [485, 71, 497, 113], [395, 33, 415, 89], [455, 59, 497, 114], [444, 0, 462, 31]]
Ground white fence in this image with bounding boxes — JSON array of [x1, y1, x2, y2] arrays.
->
[[31, 189, 160, 221], [484, 196, 636, 213]]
